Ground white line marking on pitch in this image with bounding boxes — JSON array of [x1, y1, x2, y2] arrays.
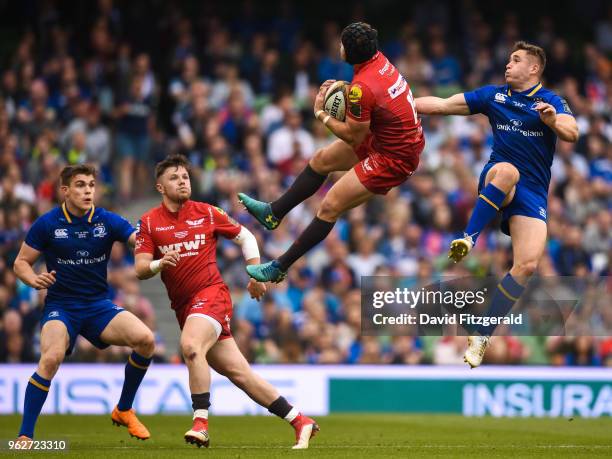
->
[[84, 445, 612, 450]]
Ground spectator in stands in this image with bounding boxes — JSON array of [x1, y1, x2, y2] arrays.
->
[[114, 75, 154, 202]]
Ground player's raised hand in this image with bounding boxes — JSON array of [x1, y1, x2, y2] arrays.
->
[[159, 250, 180, 270], [33, 270, 56, 290], [247, 278, 267, 301], [320, 79, 336, 91], [535, 102, 556, 126], [314, 79, 337, 113]]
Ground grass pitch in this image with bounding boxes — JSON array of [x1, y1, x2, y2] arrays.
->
[[1, 414, 612, 458]]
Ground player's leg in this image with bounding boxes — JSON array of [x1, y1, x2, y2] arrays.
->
[[98, 309, 155, 439], [464, 215, 547, 368], [449, 162, 519, 262], [18, 320, 69, 439], [246, 168, 374, 282], [238, 139, 359, 230], [207, 338, 319, 449], [181, 315, 219, 448], [489, 215, 547, 329]]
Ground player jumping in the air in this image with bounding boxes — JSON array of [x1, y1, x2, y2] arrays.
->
[[415, 41, 578, 368], [134, 155, 319, 449], [13, 165, 155, 441], [239, 22, 425, 282]]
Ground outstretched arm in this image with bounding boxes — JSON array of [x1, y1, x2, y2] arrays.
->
[[415, 93, 471, 116], [231, 225, 267, 300]]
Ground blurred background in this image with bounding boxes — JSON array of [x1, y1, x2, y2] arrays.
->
[[0, 0, 610, 369]]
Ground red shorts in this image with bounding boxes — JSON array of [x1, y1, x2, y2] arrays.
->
[[174, 283, 233, 340], [353, 134, 423, 194]]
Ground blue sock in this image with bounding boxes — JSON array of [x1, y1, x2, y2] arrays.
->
[[19, 372, 51, 438], [478, 273, 525, 336], [117, 351, 152, 411], [464, 183, 507, 244]]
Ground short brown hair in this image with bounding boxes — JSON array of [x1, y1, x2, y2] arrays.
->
[[155, 154, 191, 179], [512, 41, 546, 74], [60, 164, 97, 186]]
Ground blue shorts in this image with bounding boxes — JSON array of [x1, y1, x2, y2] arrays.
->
[[115, 132, 150, 161], [40, 299, 125, 355], [478, 163, 548, 236]]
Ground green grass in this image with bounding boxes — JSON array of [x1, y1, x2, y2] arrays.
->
[[2, 414, 612, 458]]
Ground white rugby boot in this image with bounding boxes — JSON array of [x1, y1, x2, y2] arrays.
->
[[464, 336, 490, 369]]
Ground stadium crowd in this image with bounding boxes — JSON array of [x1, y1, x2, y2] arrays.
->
[[0, 0, 610, 366]]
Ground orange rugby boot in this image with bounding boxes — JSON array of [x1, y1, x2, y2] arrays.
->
[[111, 405, 151, 440]]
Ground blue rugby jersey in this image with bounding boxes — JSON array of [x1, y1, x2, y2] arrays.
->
[[25, 204, 135, 304], [464, 82, 574, 194]]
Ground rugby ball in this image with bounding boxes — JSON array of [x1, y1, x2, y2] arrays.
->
[[324, 81, 348, 121]]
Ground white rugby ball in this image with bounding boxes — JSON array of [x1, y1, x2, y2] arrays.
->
[[324, 81, 348, 121]]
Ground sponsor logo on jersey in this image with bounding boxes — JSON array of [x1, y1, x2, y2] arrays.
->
[[496, 123, 544, 137], [76, 231, 89, 239], [350, 103, 362, 118], [362, 157, 374, 173], [560, 98, 573, 115], [48, 311, 59, 318], [191, 300, 206, 309], [186, 218, 205, 227], [56, 254, 107, 265], [512, 101, 526, 108], [348, 85, 362, 103], [136, 220, 141, 234], [530, 98, 545, 111], [387, 74, 407, 100], [93, 224, 107, 238], [155, 225, 175, 231], [510, 119, 523, 127], [76, 250, 90, 257], [54, 228, 68, 239], [348, 85, 364, 118], [158, 234, 206, 256], [539, 207, 547, 218], [494, 93, 507, 103], [174, 231, 189, 239], [378, 59, 391, 76]]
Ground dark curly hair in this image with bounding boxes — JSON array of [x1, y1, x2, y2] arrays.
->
[[340, 22, 378, 65]]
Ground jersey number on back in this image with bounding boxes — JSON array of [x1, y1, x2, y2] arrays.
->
[[387, 74, 418, 126]]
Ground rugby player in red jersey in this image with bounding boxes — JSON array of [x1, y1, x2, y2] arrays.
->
[[239, 22, 425, 282], [134, 155, 318, 449]]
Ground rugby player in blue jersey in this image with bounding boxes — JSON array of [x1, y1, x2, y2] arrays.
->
[[13, 165, 155, 441], [416, 41, 578, 368]]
